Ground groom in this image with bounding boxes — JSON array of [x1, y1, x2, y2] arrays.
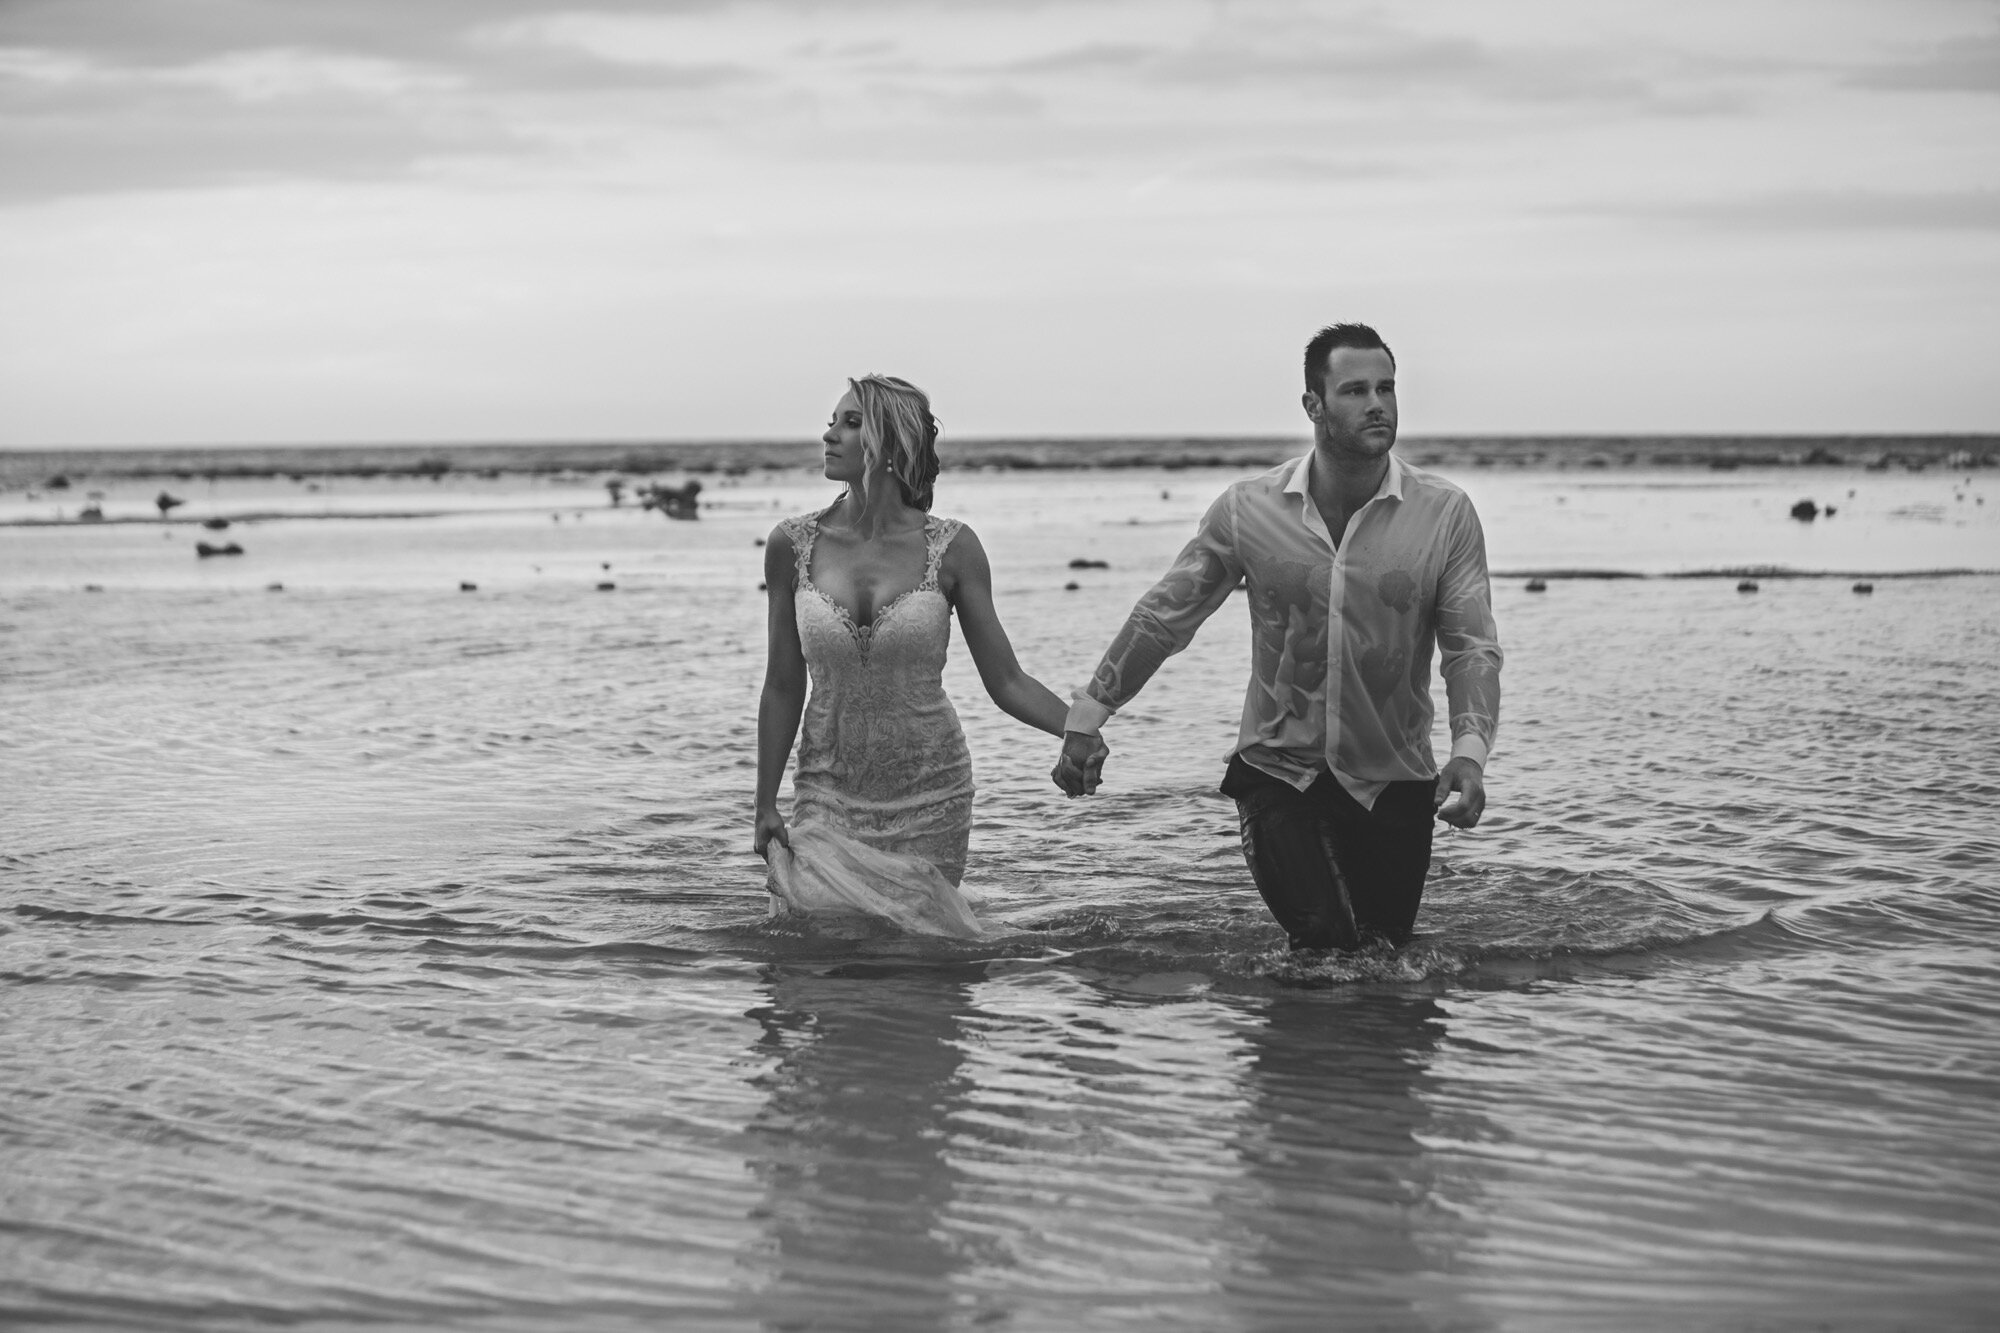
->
[[1051, 323, 1502, 951]]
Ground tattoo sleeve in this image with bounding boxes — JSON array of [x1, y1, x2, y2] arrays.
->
[[1085, 493, 1244, 711]]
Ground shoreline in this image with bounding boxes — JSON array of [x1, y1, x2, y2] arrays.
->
[[3, 433, 1996, 487]]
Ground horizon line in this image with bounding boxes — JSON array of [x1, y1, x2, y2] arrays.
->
[[7, 429, 2000, 456]]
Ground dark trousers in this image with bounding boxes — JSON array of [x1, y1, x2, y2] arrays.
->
[[1220, 755, 1435, 951]]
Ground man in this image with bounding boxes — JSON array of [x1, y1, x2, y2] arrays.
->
[[1052, 323, 1501, 951]]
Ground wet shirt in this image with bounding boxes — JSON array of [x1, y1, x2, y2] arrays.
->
[[1065, 452, 1502, 808]]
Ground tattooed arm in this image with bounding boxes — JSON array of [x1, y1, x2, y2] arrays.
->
[[1051, 490, 1245, 795]]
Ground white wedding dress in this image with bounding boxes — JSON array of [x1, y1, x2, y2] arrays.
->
[[765, 510, 984, 939]]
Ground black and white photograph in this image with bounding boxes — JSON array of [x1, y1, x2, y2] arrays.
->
[[3, 1, 1997, 1328]]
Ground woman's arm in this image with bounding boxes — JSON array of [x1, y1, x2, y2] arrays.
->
[[755, 527, 807, 857], [942, 524, 1071, 737]]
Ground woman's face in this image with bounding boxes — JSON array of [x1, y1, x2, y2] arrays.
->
[[821, 389, 866, 484]]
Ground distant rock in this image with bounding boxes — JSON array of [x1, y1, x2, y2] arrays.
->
[[1064, 581, 1080, 591], [639, 479, 704, 520], [596, 581, 616, 592], [83, 584, 103, 592], [1736, 579, 1759, 593], [1852, 582, 1874, 594], [156, 491, 185, 517], [1525, 578, 1547, 592], [195, 541, 243, 558], [202, 518, 230, 530], [1789, 499, 1819, 521], [1068, 558, 1110, 569], [266, 583, 284, 592], [47, 474, 70, 489], [460, 581, 478, 592]]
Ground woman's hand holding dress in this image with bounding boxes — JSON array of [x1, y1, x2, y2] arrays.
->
[[754, 805, 791, 860]]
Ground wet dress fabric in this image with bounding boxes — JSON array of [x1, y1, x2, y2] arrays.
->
[[765, 510, 983, 939]]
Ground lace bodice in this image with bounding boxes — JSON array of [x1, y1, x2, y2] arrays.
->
[[784, 510, 964, 678]]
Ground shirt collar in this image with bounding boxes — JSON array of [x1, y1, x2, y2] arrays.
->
[[1285, 450, 1408, 504]]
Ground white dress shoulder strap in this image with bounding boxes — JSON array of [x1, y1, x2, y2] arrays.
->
[[778, 513, 818, 588], [922, 516, 962, 589]]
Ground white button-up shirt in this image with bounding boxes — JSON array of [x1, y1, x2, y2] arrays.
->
[[1064, 452, 1502, 808]]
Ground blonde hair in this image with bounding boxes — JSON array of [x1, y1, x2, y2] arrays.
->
[[849, 374, 941, 512]]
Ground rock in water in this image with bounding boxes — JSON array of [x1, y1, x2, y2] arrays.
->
[[1789, 499, 1819, 521]]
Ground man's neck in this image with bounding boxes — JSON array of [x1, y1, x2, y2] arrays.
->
[[1308, 443, 1391, 544]]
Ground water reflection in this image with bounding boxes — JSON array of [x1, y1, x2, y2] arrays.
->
[[738, 960, 984, 1332], [1223, 992, 1486, 1332]]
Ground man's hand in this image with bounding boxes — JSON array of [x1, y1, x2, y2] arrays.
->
[[1051, 731, 1109, 797], [1433, 757, 1486, 829]]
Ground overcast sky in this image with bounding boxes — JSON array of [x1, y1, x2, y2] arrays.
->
[[2, 0, 1996, 447]]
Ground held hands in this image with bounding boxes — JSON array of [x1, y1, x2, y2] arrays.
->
[[753, 805, 791, 860], [1433, 756, 1486, 829], [1051, 730, 1109, 798]]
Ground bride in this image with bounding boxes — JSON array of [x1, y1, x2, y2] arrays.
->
[[753, 374, 1102, 938]]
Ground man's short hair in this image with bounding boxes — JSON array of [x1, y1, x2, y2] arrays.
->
[[1303, 323, 1396, 398]]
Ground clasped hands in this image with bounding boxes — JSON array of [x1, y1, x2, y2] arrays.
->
[[1050, 730, 1109, 798]]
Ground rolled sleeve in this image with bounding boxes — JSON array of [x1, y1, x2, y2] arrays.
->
[[1064, 694, 1114, 736]]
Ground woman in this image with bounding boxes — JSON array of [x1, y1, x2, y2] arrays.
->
[[753, 374, 1095, 937]]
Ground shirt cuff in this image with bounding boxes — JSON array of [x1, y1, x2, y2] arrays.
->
[[1449, 733, 1490, 768], [1064, 693, 1114, 736]]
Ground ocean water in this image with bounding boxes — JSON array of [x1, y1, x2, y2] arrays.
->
[[4, 459, 1999, 1330]]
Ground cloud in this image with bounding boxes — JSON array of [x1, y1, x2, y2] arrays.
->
[[1133, 14, 1765, 117], [1583, 188, 2000, 232], [1846, 29, 2000, 94], [987, 42, 1156, 75], [0, 0, 714, 65], [0, 43, 512, 198], [1182, 152, 1405, 183]]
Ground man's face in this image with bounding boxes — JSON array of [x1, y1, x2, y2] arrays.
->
[[1304, 347, 1398, 460]]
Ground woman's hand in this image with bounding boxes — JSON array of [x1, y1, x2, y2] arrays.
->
[[754, 806, 791, 860]]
